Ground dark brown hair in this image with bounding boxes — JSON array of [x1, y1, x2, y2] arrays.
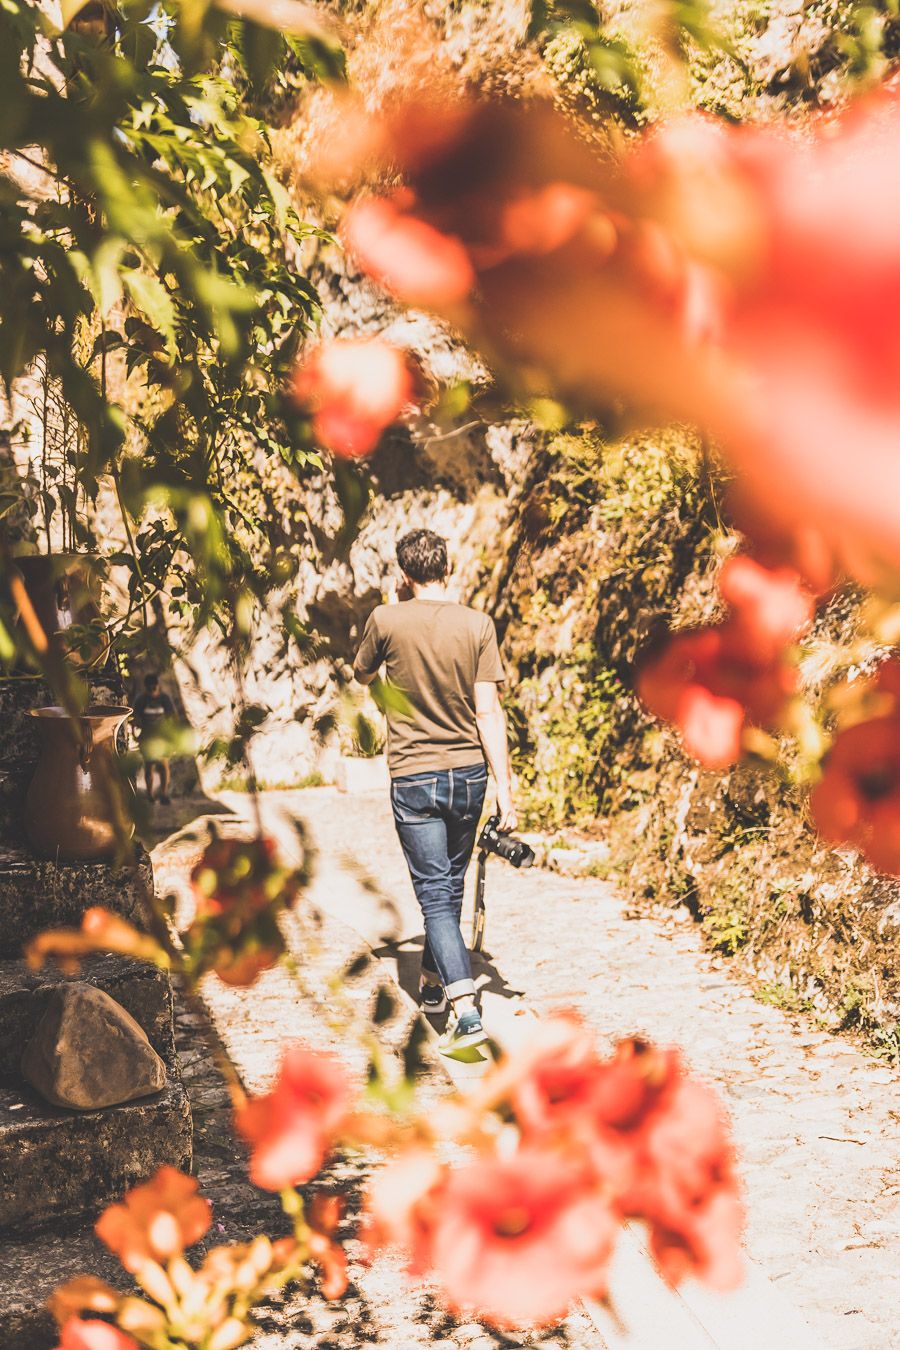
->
[[397, 529, 448, 584]]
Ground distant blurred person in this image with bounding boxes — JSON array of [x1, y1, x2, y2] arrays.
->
[[134, 673, 174, 804]]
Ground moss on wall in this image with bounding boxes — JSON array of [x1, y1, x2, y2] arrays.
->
[[498, 426, 900, 1061]]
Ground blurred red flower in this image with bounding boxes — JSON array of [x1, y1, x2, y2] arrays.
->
[[637, 630, 750, 768], [591, 1037, 680, 1134], [191, 834, 297, 921], [362, 1147, 445, 1268], [186, 832, 303, 989], [809, 718, 900, 875], [875, 658, 900, 704], [649, 1188, 745, 1290], [624, 1077, 743, 1290], [492, 1015, 674, 1155], [94, 1167, 211, 1273], [435, 1152, 617, 1327], [235, 1046, 352, 1190], [498, 183, 597, 257], [307, 1194, 349, 1300], [342, 196, 474, 306], [334, 90, 900, 591], [367, 1148, 617, 1329], [638, 557, 811, 767], [717, 557, 813, 664], [209, 945, 280, 986], [501, 1010, 609, 1136], [291, 337, 417, 458], [55, 1322, 137, 1350], [364, 1022, 743, 1323], [642, 99, 900, 589]]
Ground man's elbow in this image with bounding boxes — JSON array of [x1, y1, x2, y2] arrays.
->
[[355, 668, 377, 687]]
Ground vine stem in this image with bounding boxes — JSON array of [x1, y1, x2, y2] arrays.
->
[[113, 468, 151, 637]]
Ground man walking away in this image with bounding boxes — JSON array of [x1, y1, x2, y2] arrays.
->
[[353, 529, 517, 1058], [134, 673, 175, 805]]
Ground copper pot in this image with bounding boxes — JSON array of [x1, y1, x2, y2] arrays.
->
[[13, 553, 110, 668], [24, 706, 135, 861]]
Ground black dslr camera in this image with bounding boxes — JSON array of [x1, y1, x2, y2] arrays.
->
[[472, 813, 535, 951], [476, 813, 535, 869]]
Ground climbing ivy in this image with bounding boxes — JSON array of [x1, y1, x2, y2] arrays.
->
[[0, 0, 336, 661]]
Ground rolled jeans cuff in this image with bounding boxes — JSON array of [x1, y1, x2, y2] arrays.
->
[[445, 977, 477, 1000]]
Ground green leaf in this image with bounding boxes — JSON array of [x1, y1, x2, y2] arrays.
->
[[330, 459, 372, 561], [0, 616, 16, 664], [91, 329, 125, 360], [122, 269, 178, 360], [284, 30, 347, 81], [369, 677, 412, 720], [241, 19, 284, 92], [352, 711, 382, 758]]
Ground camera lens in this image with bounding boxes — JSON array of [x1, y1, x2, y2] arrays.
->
[[496, 834, 535, 868]]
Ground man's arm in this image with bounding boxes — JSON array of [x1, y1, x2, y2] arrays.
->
[[353, 610, 383, 686], [475, 680, 517, 832]]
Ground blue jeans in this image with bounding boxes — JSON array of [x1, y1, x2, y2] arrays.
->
[[390, 762, 488, 999]]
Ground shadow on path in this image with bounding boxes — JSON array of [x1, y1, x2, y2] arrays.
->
[[371, 932, 526, 1022], [137, 789, 235, 849]]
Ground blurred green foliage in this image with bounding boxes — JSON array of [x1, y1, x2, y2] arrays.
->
[[0, 0, 337, 673]]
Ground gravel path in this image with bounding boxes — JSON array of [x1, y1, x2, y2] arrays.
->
[[154, 786, 899, 1349]]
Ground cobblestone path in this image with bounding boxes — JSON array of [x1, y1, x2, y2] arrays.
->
[[155, 787, 899, 1350]]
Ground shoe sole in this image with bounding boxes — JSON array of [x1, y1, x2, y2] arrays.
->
[[439, 1027, 488, 1059]]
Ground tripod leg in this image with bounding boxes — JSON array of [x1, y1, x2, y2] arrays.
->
[[471, 850, 487, 953]]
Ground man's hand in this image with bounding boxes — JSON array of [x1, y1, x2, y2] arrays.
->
[[496, 791, 518, 833]]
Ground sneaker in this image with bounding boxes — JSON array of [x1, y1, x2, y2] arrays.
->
[[440, 1009, 488, 1059], [418, 974, 447, 1014], [159, 794, 171, 806]]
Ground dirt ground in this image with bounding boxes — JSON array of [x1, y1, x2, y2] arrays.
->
[[151, 786, 900, 1350]]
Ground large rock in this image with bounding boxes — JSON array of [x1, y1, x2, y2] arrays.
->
[[21, 982, 166, 1110], [0, 955, 175, 1078]]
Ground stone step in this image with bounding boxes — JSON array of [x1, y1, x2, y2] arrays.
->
[[0, 838, 152, 957], [0, 1074, 192, 1234], [0, 1224, 128, 1350], [0, 954, 175, 1079]]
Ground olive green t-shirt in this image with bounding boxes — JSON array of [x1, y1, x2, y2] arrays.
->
[[353, 599, 505, 777]]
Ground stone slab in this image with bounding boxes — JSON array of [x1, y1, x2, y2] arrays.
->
[[0, 1075, 192, 1233], [0, 838, 152, 956], [0, 954, 175, 1078]]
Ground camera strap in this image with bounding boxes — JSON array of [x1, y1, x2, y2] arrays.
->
[[471, 848, 488, 953]]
